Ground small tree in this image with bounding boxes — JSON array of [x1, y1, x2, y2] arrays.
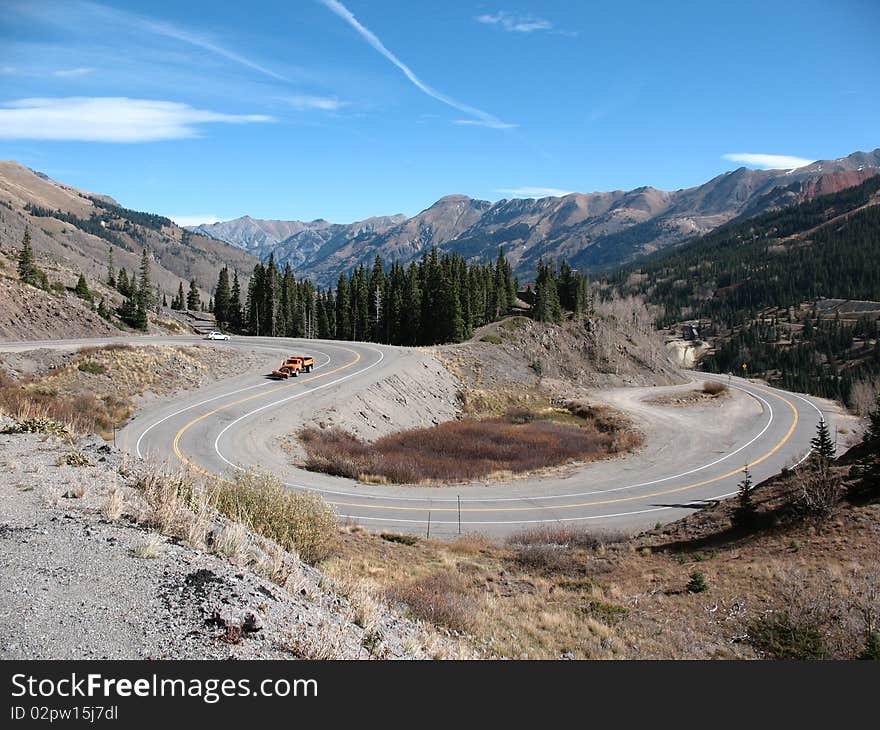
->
[[852, 394, 880, 497], [17, 226, 36, 285], [732, 466, 756, 529], [96, 297, 110, 319], [74, 273, 92, 301], [687, 571, 708, 593], [173, 281, 185, 310], [859, 632, 880, 660], [186, 279, 200, 310], [811, 419, 836, 462], [106, 246, 116, 287]]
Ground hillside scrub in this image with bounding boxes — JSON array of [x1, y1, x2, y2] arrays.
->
[[298, 405, 642, 485], [328, 461, 880, 659], [0, 344, 268, 438]]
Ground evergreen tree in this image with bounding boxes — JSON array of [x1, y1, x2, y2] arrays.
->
[[162, 293, 167, 308], [106, 246, 116, 287], [116, 268, 130, 297], [74, 273, 92, 301], [137, 249, 155, 310], [186, 279, 201, 310], [732, 466, 756, 528], [97, 297, 110, 319], [17, 227, 36, 285], [811, 419, 836, 462], [335, 273, 350, 340], [173, 281, 185, 310], [853, 394, 880, 496], [214, 266, 231, 327], [229, 271, 243, 332], [534, 258, 562, 323]]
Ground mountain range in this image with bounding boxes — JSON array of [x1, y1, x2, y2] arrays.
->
[[189, 148, 880, 286]]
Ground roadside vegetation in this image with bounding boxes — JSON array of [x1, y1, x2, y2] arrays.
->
[[0, 344, 258, 439], [298, 402, 642, 485], [325, 414, 880, 659]]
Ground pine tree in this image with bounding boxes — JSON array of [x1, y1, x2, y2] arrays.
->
[[732, 466, 756, 528], [186, 279, 200, 310], [137, 249, 155, 310], [162, 293, 167, 308], [17, 227, 36, 285], [174, 282, 185, 311], [811, 419, 836, 462], [853, 394, 880, 495], [106, 246, 116, 287], [116, 268, 130, 297], [97, 297, 109, 319], [229, 271, 243, 332], [74, 273, 91, 301]]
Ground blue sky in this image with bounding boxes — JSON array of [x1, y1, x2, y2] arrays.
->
[[1, 0, 878, 225]]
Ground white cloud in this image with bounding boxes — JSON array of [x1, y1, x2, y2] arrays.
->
[[0, 97, 273, 142], [496, 186, 574, 198], [52, 67, 95, 78], [453, 119, 518, 130], [722, 152, 815, 170], [475, 12, 553, 33], [319, 0, 512, 129], [284, 95, 345, 111], [171, 215, 221, 227]]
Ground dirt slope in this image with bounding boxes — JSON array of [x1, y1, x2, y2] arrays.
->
[[0, 274, 119, 341]]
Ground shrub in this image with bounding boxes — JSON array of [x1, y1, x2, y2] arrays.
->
[[797, 461, 843, 519], [299, 414, 640, 485], [60, 450, 93, 467], [747, 612, 826, 659], [388, 572, 478, 632], [702, 381, 728, 396], [859, 632, 880, 660], [210, 471, 336, 564], [687, 571, 708, 593], [479, 334, 502, 345], [77, 361, 107, 376], [507, 527, 624, 575], [380, 532, 418, 546]]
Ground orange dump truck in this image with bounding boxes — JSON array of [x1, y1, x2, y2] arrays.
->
[[270, 355, 315, 379]]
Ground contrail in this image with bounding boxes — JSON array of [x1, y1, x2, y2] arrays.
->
[[319, 0, 512, 128], [82, 1, 289, 82]]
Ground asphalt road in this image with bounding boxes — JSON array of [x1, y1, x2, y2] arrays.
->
[[2, 335, 839, 538]]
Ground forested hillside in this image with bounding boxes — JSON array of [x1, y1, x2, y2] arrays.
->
[[212, 248, 588, 347], [611, 176, 880, 406]]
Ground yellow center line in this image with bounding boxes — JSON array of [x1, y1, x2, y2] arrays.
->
[[172, 348, 362, 478], [171, 364, 801, 515]]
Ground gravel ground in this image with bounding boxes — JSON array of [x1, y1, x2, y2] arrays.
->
[[0, 422, 462, 660]]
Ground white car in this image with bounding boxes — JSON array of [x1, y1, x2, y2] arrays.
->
[[204, 331, 230, 341]]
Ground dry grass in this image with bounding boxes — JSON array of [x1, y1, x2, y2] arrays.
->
[[103, 487, 124, 520], [209, 471, 337, 565], [388, 571, 480, 633], [325, 465, 880, 659], [214, 521, 247, 562], [131, 532, 166, 559], [0, 370, 126, 435], [299, 406, 641, 485]]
